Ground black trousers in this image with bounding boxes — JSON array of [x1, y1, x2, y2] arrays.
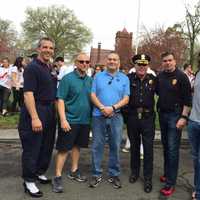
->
[[0, 85, 11, 112], [18, 103, 56, 182], [127, 114, 155, 180], [11, 87, 24, 111]]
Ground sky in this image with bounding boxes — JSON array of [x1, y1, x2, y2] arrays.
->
[[0, 0, 199, 52]]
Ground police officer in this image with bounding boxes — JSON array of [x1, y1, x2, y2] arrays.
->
[[18, 37, 56, 198], [157, 52, 191, 196], [127, 54, 157, 193]]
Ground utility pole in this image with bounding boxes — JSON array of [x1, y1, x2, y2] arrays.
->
[[135, 0, 141, 54]]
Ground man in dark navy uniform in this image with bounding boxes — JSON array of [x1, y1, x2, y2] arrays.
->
[[157, 52, 191, 197], [18, 37, 56, 198], [127, 54, 157, 193]]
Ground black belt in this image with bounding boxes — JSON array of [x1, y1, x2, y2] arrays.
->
[[36, 101, 54, 106], [130, 107, 153, 119]]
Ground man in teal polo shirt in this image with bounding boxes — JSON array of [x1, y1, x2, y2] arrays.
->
[[52, 53, 92, 193]]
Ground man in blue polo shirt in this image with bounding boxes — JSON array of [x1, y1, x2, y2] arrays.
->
[[89, 52, 130, 189], [52, 53, 92, 193]]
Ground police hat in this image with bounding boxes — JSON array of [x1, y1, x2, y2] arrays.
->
[[132, 54, 151, 65]]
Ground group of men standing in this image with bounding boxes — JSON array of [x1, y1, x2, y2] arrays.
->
[[18, 37, 193, 198]]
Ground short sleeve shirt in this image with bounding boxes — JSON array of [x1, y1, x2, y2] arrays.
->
[[92, 70, 130, 116], [57, 70, 92, 124], [0, 66, 13, 89], [23, 59, 56, 102]]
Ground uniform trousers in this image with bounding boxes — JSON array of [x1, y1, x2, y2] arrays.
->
[[18, 103, 56, 182], [127, 113, 155, 180]]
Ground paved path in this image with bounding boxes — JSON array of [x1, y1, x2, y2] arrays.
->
[[0, 133, 194, 200]]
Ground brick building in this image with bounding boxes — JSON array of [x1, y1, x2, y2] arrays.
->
[[90, 28, 133, 70]]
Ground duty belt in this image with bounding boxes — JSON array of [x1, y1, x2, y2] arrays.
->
[[136, 107, 151, 119]]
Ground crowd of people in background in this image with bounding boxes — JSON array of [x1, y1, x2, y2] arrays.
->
[[1, 36, 200, 200]]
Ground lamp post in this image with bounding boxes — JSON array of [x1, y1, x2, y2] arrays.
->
[[135, 0, 141, 54]]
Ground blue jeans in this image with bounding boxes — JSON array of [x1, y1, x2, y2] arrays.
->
[[91, 113, 123, 177], [187, 120, 200, 200], [159, 112, 182, 187]]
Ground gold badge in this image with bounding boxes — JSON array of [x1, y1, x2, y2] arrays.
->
[[172, 79, 177, 85], [141, 54, 145, 60], [149, 80, 153, 85]]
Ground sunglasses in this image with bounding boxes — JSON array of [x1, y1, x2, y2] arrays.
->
[[108, 77, 120, 85], [108, 77, 114, 85], [78, 60, 90, 64], [137, 63, 148, 67]]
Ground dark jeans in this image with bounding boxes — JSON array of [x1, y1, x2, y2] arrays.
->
[[0, 85, 11, 112], [187, 120, 200, 200], [159, 111, 182, 187], [127, 113, 155, 180], [11, 87, 24, 111], [18, 103, 56, 182]]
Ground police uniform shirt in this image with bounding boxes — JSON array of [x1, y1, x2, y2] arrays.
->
[[157, 68, 192, 112], [128, 72, 157, 112], [23, 58, 56, 102]]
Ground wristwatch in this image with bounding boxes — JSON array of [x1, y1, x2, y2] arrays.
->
[[180, 115, 188, 121], [99, 106, 105, 111]]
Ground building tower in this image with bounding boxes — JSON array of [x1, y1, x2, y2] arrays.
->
[[115, 28, 133, 70]]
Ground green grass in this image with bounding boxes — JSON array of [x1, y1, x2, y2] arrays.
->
[[0, 113, 19, 129]]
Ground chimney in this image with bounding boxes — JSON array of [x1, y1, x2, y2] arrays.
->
[[97, 42, 101, 63]]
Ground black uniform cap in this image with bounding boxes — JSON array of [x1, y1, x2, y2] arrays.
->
[[132, 54, 151, 65]]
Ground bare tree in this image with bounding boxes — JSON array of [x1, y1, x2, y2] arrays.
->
[[137, 26, 187, 72]]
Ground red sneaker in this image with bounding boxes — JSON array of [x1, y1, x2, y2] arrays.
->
[[160, 187, 175, 196], [160, 176, 166, 182]]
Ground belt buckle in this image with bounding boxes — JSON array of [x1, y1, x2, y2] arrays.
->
[[137, 108, 143, 119], [138, 112, 142, 119]]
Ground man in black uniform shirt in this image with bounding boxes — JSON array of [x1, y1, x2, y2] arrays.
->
[[157, 52, 191, 197], [18, 37, 56, 198], [127, 54, 157, 193]]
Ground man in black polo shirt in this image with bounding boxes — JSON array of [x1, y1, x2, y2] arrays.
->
[[18, 37, 56, 198], [157, 52, 191, 197], [127, 54, 157, 193]]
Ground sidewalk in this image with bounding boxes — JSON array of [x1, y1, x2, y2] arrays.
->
[[0, 128, 189, 141], [0, 140, 194, 200]]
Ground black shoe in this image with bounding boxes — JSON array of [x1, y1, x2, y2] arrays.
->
[[37, 175, 51, 184], [52, 176, 63, 193], [67, 169, 87, 182], [89, 176, 103, 188], [108, 176, 122, 189], [23, 182, 43, 198], [144, 180, 152, 193], [129, 174, 138, 183]]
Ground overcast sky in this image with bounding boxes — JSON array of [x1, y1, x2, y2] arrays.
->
[[1, 0, 199, 52]]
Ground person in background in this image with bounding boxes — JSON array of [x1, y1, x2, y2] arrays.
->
[[92, 65, 102, 77], [183, 63, 195, 90], [0, 57, 13, 116], [55, 57, 74, 82], [11, 56, 26, 112]]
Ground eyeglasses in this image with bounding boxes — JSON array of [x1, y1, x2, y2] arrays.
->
[[108, 77, 114, 85], [137, 63, 148, 67], [78, 60, 90, 64]]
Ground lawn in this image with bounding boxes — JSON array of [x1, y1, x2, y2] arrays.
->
[[0, 113, 19, 129]]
